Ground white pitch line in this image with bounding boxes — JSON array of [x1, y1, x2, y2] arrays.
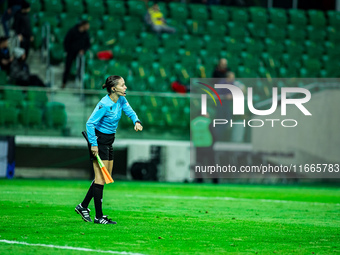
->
[[1, 191, 339, 207], [123, 194, 340, 207], [0, 240, 146, 255]]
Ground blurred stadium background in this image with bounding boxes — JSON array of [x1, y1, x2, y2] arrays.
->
[[0, 0, 340, 182]]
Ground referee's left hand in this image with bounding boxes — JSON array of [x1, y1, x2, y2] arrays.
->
[[134, 122, 143, 132]]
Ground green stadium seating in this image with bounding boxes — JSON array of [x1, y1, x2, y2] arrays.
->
[[183, 35, 202, 54], [44, 0, 62, 14], [210, 6, 229, 24], [0, 101, 4, 125], [247, 23, 266, 39], [323, 56, 340, 77], [85, 0, 105, 17], [265, 38, 284, 56], [269, 8, 287, 28], [102, 16, 123, 33], [249, 7, 268, 26], [59, 14, 79, 30], [204, 36, 224, 55], [140, 33, 160, 50], [228, 22, 247, 39], [27, 90, 48, 107], [285, 40, 304, 60], [124, 16, 144, 34], [31, 27, 43, 50], [162, 33, 181, 54], [0, 70, 8, 85], [84, 74, 103, 90], [206, 20, 227, 38], [305, 41, 323, 58], [231, 8, 248, 25], [166, 19, 187, 34], [245, 37, 264, 57], [127, 0, 147, 17], [169, 3, 188, 21], [327, 27, 340, 43], [287, 25, 306, 43], [137, 51, 155, 67], [20, 102, 43, 127], [189, 4, 208, 22], [308, 10, 326, 28], [159, 52, 177, 69], [237, 66, 257, 78], [327, 11, 340, 29], [2, 101, 19, 127], [45, 102, 67, 129], [86, 59, 108, 77], [242, 52, 258, 70], [300, 58, 321, 77], [3, 89, 25, 107], [37, 13, 59, 29], [289, 9, 308, 28], [324, 41, 340, 59], [307, 25, 326, 43], [64, 0, 84, 15], [267, 24, 285, 41], [27, 0, 41, 12], [107, 1, 126, 16], [117, 33, 139, 50], [186, 19, 206, 35], [225, 37, 243, 55], [83, 15, 103, 32], [107, 63, 129, 78], [49, 43, 64, 65]]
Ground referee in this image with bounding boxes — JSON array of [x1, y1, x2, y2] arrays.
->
[[75, 75, 143, 224]]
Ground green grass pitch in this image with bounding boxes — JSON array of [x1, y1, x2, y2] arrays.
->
[[0, 179, 339, 254]]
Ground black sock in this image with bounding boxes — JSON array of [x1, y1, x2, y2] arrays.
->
[[81, 180, 94, 208], [94, 183, 104, 219]]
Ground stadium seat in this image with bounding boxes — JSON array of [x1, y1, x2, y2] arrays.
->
[[287, 25, 306, 43], [225, 37, 243, 55], [2, 101, 19, 126], [102, 16, 123, 33], [106, 1, 126, 16], [249, 7, 268, 26], [0, 101, 4, 125], [327, 11, 340, 29], [20, 102, 43, 127], [64, 0, 84, 15], [27, 90, 48, 107], [183, 35, 202, 54], [137, 51, 155, 67], [305, 41, 323, 58], [162, 33, 181, 54], [85, 0, 105, 17], [308, 10, 326, 28], [107, 63, 129, 79], [140, 32, 160, 50], [242, 52, 258, 70], [159, 53, 177, 69], [307, 25, 326, 43], [267, 24, 286, 42], [247, 23, 266, 39], [323, 56, 340, 77], [231, 8, 248, 25], [49, 43, 64, 65], [59, 14, 80, 31], [210, 5, 229, 24], [289, 9, 308, 28], [189, 4, 208, 22], [285, 40, 304, 60], [127, 0, 147, 18], [186, 19, 206, 35], [37, 13, 59, 29], [0, 70, 8, 85], [169, 3, 188, 21], [228, 21, 248, 39], [327, 27, 340, 43], [3, 89, 25, 107], [245, 37, 264, 57], [166, 19, 187, 34], [31, 27, 43, 50], [265, 38, 284, 56], [206, 20, 227, 38], [86, 59, 108, 77], [83, 15, 103, 32], [324, 41, 340, 59], [27, 0, 41, 12], [204, 36, 224, 54], [269, 8, 287, 28], [124, 16, 145, 34], [45, 102, 67, 129], [84, 74, 103, 90], [301, 58, 321, 77], [117, 33, 139, 50], [44, 0, 62, 14]]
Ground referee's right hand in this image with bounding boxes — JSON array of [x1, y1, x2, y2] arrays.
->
[[91, 146, 98, 156]]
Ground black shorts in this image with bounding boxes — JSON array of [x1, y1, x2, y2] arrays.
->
[[95, 129, 115, 161]]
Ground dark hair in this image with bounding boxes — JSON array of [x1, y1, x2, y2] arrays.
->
[[78, 20, 89, 27], [102, 75, 122, 94]]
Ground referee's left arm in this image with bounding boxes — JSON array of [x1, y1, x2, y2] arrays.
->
[[122, 99, 140, 125]]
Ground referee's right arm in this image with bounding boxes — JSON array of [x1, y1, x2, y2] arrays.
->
[[86, 103, 106, 146]]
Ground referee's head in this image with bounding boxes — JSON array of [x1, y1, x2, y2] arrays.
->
[[103, 75, 125, 95]]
